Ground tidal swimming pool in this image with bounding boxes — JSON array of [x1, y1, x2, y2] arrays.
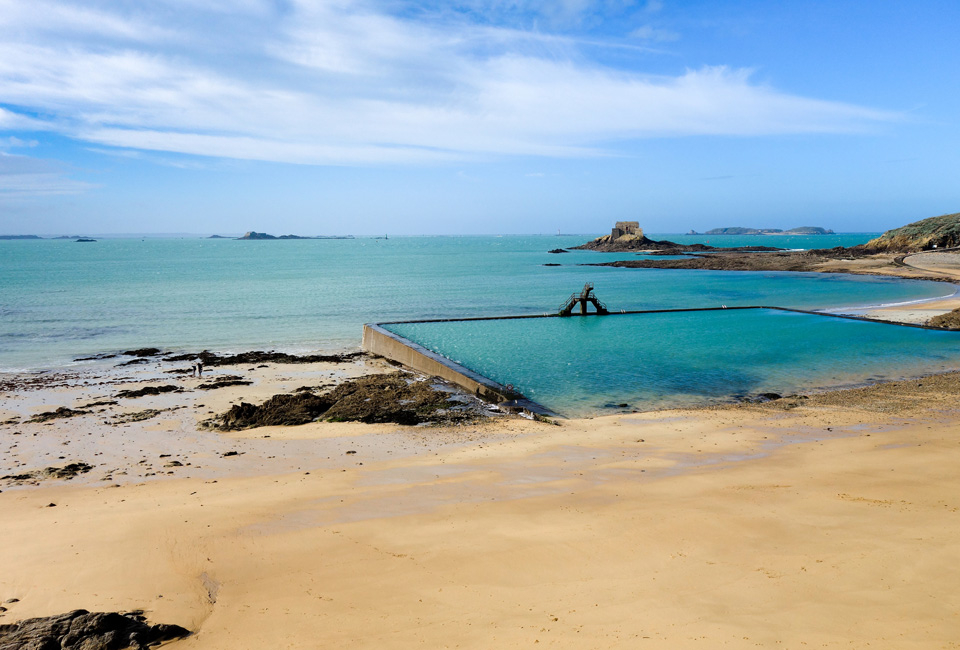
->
[[383, 308, 960, 416]]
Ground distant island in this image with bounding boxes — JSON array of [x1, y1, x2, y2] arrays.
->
[[75, 238, 97, 243], [0, 235, 42, 240], [239, 231, 310, 240], [237, 231, 354, 240], [705, 226, 834, 235]]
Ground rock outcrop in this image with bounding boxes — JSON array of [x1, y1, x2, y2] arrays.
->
[[162, 350, 364, 366], [928, 307, 960, 330], [0, 609, 189, 650], [114, 385, 182, 399], [210, 372, 477, 430], [863, 212, 960, 252]]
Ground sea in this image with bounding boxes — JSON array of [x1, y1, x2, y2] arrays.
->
[[3, 232, 959, 412]]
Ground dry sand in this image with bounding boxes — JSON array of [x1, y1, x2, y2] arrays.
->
[[3, 355, 960, 648]]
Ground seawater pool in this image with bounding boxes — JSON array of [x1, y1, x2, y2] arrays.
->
[[384, 309, 960, 416]]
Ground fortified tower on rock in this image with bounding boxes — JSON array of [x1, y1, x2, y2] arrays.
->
[[611, 221, 642, 239]]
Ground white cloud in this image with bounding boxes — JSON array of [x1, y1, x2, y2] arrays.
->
[[0, 0, 898, 166]]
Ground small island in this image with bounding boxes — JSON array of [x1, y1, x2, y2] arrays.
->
[[0, 234, 42, 240], [238, 231, 312, 240]]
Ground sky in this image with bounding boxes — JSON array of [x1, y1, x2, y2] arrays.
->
[[0, 0, 958, 235]]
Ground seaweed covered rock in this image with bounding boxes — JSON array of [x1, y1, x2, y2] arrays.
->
[[163, 350, 364, 366], [27, 407, 90, 423], [217, 392, 332, 430], [321, 373, 456, 424], [210, 372, 471, 430], [863, 212, 960, 252], [0, 609, 189, 650], [115, 385, 182, 399]]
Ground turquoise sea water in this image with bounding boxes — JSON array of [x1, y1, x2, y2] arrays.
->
[[386, 310, 960, 416], [1, 233, 956, 392]]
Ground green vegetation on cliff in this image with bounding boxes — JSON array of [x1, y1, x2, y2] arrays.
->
[[864, 212, 960, 252]]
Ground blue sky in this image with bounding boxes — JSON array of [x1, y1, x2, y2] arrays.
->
[[0, 0, 958, 235]]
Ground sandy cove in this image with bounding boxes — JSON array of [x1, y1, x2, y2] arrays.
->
[[5, 254, 960, 648], [3, 353, 960, 648]]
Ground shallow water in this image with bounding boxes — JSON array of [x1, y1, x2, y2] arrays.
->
[[386, 309, 960, 416], [0, 233, 951, 372]]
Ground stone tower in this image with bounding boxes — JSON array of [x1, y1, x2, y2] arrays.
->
[[611, 221, 642, 239]]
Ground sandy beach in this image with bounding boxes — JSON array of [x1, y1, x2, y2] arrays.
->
[[3, 342, 960, 648]]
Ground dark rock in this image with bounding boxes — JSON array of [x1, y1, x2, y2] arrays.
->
[[588, 247, 875, 273], [117, 358, 150, 366], [122, 348, 162, 357], [547, 248, 569, 254], [215, 393, 332, 430], [756, 393, 782, 401], [80, 400, 118, 409], [221, 451, 239, 457], [3, 463, 93, 483], [110, 409, 164, 424], [542, 263, 561, 267], [27, 407, 90, 423], [74, 238, 97, 243], [74, 353, 117, 362], [0, 609, 189, 650], [163, 350, 364, 367], [196, 377, 253, 390], [209, 372, 475, 430], [40, 463, 94, 480], [115, 385, 182, 399]]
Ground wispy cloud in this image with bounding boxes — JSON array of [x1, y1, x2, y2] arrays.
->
[[0, 0, 898, 167]]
